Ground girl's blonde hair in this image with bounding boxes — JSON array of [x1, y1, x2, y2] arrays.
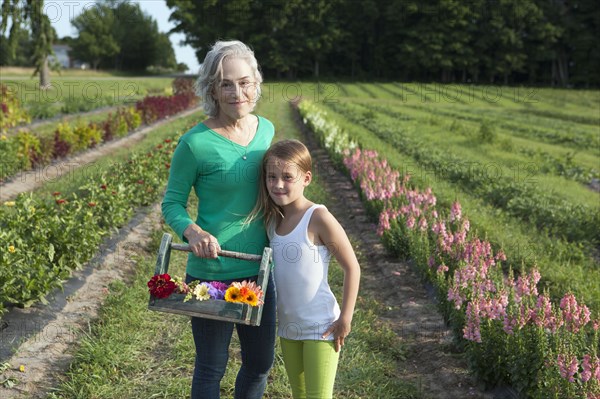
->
[[247, 139, 312, 230]]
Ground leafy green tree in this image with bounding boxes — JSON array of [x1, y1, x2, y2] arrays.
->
[[0, 25, 33, 66], [111, 2, 165, 70], [165, 0, 597, 85], [71, 1, 176, 72], [1, 0, 56, 88], [71, 4, 120, 70]]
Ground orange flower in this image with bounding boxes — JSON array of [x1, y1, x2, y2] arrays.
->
[[243, 291, 259, 307]]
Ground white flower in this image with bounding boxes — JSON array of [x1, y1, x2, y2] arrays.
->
[[193, 283, 211, 301]]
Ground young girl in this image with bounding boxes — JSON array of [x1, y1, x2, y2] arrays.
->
[[249, 139, 361, 399]]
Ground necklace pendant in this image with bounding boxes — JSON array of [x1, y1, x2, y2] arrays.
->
[[242, 155, 247, 160]]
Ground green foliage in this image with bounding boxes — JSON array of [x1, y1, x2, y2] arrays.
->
[[15, 129, 41, 169], [0, 84, 31, 132], [61, 96, 115, 114], [477, 119, 497, 144], [0, 136, 178, 316], [71, 2, 177, 71], [70, 4, 120, 70], [166, 0, 599, 85], [27, 100, 60, 119]]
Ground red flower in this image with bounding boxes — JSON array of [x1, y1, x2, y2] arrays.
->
[[164, 139, 172, 143], [55, 199, 67, 204], [52, 191, 61, 196], [165, 163, 170, 169], [148, 274, 176, 299], [137, 180, 144, 184], [111, 191, 117, 195], [100, 184, 107, 190], [88, 202, 96, 207], [156, 144, 163, 149]]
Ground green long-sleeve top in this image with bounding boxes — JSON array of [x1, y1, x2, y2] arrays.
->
[[161, 115, 274, 280]]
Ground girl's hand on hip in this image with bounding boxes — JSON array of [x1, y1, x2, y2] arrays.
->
[[184, 224, 221, 258], [322, 317, 352, 352]]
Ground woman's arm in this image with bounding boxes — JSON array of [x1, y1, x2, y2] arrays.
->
[[313, 208, 361, 352], [162, 140, 220, 258]]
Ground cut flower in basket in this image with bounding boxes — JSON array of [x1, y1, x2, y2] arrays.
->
[[148, 274, 264, 306]]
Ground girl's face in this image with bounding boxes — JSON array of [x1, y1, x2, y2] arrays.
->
[[213, 57, 258, 120], [265, 156, 311, 207]]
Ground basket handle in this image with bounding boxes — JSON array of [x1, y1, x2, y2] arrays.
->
[[171, 243, 263, 262]]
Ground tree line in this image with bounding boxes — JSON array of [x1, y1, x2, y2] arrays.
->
[[167, 0, 599, 87], [1, 0, 183, 76]]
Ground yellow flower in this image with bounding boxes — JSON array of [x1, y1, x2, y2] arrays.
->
[[19, 365, 25, 373], [29, 206, 36, 213], [3, 201, 16, 207], [8, 245, 15, 253], [1, 134, 7, 141], [224, 287, 241, 303]]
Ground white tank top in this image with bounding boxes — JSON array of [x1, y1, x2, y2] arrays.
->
[[271, 204, 341, 341]]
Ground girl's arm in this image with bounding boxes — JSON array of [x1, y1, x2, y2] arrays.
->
[[312, 208, 361, 352]]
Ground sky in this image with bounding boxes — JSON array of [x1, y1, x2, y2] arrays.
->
[[47, 0, 200, 73]]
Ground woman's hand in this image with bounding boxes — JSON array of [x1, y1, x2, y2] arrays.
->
[[183, 224, 221, 258], [321, 316, 352, 352]]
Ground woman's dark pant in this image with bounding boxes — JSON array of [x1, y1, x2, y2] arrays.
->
[[185, 273, 276, 399]]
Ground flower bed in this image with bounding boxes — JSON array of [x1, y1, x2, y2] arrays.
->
[[299, 100, 600, 399], [0, 84, 31, 133], [0, 137, 178, 317], [0, 78, 197, 183]]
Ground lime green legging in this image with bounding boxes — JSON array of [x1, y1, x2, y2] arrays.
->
[[280, 337, 340, 399]]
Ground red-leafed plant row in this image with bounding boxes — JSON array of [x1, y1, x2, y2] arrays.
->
[[0, 78, 198, 182]]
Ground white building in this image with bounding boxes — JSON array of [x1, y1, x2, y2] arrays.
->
[[51, 44, 71, 68]]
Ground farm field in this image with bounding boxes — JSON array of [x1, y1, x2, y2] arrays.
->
[[298, 81, 600, 311], [0, 77, 598, 398], [1, 76, 174, 123], [0, 79, 429, 398], [297, 81, 600, 398]]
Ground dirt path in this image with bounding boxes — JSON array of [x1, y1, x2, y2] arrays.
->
[[292, 103, 494, 399], [0, 106, 202, 202]]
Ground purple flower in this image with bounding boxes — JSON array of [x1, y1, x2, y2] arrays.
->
[[208, 281, 229, 300]]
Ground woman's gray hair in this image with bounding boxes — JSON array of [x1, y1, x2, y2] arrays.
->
[[195, 40, 263, 117]]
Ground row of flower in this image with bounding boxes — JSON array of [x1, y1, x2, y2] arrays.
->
[[0, 78, 197, 182], [325, 100, 600, 246], [298, 100, 600, 399], [0, 136, 179, 317]]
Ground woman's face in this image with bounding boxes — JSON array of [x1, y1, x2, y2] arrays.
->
[[214, 57, 258, 120]]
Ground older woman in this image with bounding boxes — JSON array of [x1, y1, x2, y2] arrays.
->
[[162, 40, 276, 399]]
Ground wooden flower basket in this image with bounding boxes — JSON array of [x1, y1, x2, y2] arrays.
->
[[148, 233, 272, 326]]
